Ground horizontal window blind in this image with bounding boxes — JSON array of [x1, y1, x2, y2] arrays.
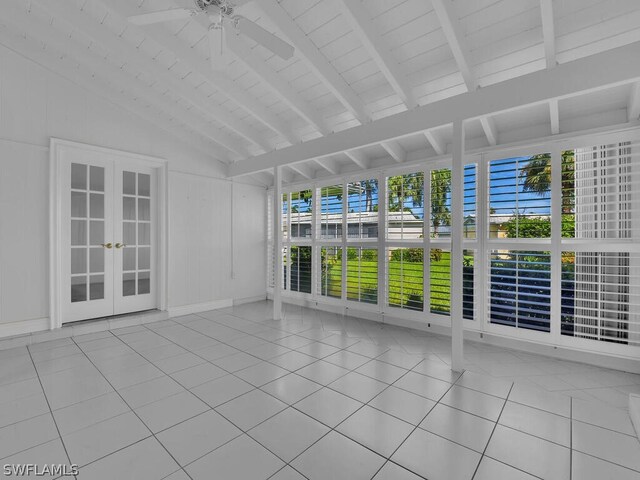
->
[[319, 185, 343, 240], [464, 164, 477, 239], [290, 190, 312, 239], [429, 168, 451, 239], [387, 173, 424, 241], [346, 247, 378, 304], [388, 248, 424, 311], [430, 249, 451, 315], [319, 247, 342, 299], [463, 249, 475, 320], [289, 246, 312, 293], [347, 180, 379, 239], [489, 250, 551, 332]]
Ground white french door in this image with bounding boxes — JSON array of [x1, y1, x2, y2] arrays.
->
[[60, 151, 157, 323]]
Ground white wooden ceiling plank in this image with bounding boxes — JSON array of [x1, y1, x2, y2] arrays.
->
[[289, 162, 316, 179], [540, 0, 557, 69], [314, 157, 340, 175], [382, 140, 407, 163], [344, 150, 370, 169], [479, 116, 498, 146], [424, 129, 446, 155], [336, 0, 417, 108]]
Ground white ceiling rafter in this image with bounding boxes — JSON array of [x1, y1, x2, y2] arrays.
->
[[344, 150, 370, 169], [479, 116, 498, 146], [4, 1, 244, 160], [104, 0, 299, 144], [257, 0, 369, 124], [314, 158, 340, 175], [289, 162, 315, 180], [336, 0, 417, 109], [34, 0, 272, 154], [424, 130, 446, 155], [381, 141, 407, 163], [628, 83, 640, 121], [225, 30, 330, 136], [229, 40, 640, 176], [0, 11, 222, 162], [540, 0, 557, 69]]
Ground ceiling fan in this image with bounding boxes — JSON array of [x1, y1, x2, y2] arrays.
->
[[127, 0, 295, 69]]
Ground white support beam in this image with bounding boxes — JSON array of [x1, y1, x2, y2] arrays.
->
[[4, 2, 245, 160], [629, 83, 640, 121], [37, 0, 272, 153], [273, 166, 283, 320], [480, 116, 498, 146], [104, 0, 299, 144], [382, 141, 407, 163], [337, 0, 417, 108], [540, 0, 557, 69], [289, 162, 315, 180], [281, 167, 295, 184], [0, 18, 222, 162], [229, 40, 640, 176], [431, 0, 476, 91], [549, 98, 560, 134], [258, 0, 368, 123], [226, 30, 330, 136], [314, 158, 340, 175], [424, 130, 446, 155], [450, 119, 465, 372], [344, 150, 370, 169]]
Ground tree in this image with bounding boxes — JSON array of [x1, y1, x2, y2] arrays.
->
[[520, 151, 575, 214], [388, 173, 424, 214], [430, 169, 451, 237]]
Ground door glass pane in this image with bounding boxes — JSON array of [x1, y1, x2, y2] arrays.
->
[[71, 192, 87, 218], [90, 248, 104, 273], [89, 275, 104, 300], [90, 193, 104, 219], [123, 171, 136, 195], [123, 272, 136, 296], [124, 223, 136, 245], [90, 166, 104, 192], [71, 276, 87, 302], [138, 198, 150, 221], [138, 223, 150, 246], [123, 247, 136, 271], [71, 220, 87, 246], [71, 163, 87, 190], [90, 221, 104, 246], [138, 174, 150, 197], [138, 272, 150, 295], [71, 248, 87, 274], [138, 247, 150, 270], [123, 197, 136, 220]]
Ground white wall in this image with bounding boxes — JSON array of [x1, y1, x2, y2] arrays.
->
[[0, 43, 266, 336]]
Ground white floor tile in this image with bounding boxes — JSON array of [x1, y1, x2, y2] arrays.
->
[[186, 434, 284, 480], [261, 373, 322, 405], [53, 391, 129, 435], [391, 428, 481, 480], [135, 390, 209, 433], [572, 451, 640, 480], [216, 389, 287, 430], [572, 420, 640, 472], [473, 457, 538, 480], [152, 352, 205, 374], [296, 360, 350, 385], [295, 341, 341, 359], [0, 413, 59, 460], [456, 370, 512, 398], [119, 375, 185, 409], [572, 397, 635, 435], [376, 350, 424, 370], [235, 362, 290, 387], [337, 405, 413, 457], [508, 381, 571, 417], [372, 462, 423, 480], [1, 438, 69, 480], [420, 403, 495, 453], [211, 351, 262, 372], [329, 371, 388, 403], [355, 359, 407, 384], [440, 385, 505, 421], [369, 385, 436, 425], [249, 407, 329, 462], [499, 401, 571, 447], [485, 425, 570, 480], [157, 410, 241, 466], [395, 371, 452, 401], [323, 350, 371, 370], [294, 387, 362, 427], [410, 359, 462, 383], [191, 374, 254, 407], [0, 392, 50, 428], [169, 362, 227, 389], [292, 431, 386, 480]]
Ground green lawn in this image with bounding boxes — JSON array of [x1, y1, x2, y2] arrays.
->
[[321, 251, 465, 313]]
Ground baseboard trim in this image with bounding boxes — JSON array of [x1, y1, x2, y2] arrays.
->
[[0, 317, 49, 339], [233, 294, 267, 306], [168, 299, 233, 317]]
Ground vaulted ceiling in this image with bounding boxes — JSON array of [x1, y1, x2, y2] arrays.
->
[[3, 0, 640, 185]]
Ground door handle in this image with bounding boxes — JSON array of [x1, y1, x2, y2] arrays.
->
[[115, 242, 126, 249], [101, 243, 113, 249]]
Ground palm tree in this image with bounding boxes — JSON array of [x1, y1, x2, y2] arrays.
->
[[520, 151, 575, 214], [430, 168, 451, 236], [388, 173, 424, 213]]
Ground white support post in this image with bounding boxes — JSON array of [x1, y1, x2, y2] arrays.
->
[[378, 172, 387, 318], [451, 119, 466, 372], [273, 166, 283, 320]]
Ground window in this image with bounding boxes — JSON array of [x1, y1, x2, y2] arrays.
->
[[489, 155, 551, 239], [463, 250, 475, 320], [429, 168, 451, 239], [464, 165, 477, 239], [430, 249, 450, 315], [319, 247, 342, 299], [388, 248, 423, 311], [318, 185, 343, 239], [290, 190, 312, 239], [387, 172, 424, 240], [289, 246, 312, 293], [489, 250, 551, 332], [348, 180, 379, 239], [346, 247, 378, 304]]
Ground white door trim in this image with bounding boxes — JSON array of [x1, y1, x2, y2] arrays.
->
[[49, 138, 169, 330]]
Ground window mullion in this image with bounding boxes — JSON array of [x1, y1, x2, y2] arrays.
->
[[550, 145, 563, 343]]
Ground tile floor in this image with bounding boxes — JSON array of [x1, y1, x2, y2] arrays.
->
[[1, 301, 640, 479]]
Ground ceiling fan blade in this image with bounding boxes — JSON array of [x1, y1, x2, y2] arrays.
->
[[234, 16, 294, 60], [127, 8, 193, 26], [208, 25, 226, 70]]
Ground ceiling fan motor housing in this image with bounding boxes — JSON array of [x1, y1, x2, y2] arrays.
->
[[195, 0, 235, 16]]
